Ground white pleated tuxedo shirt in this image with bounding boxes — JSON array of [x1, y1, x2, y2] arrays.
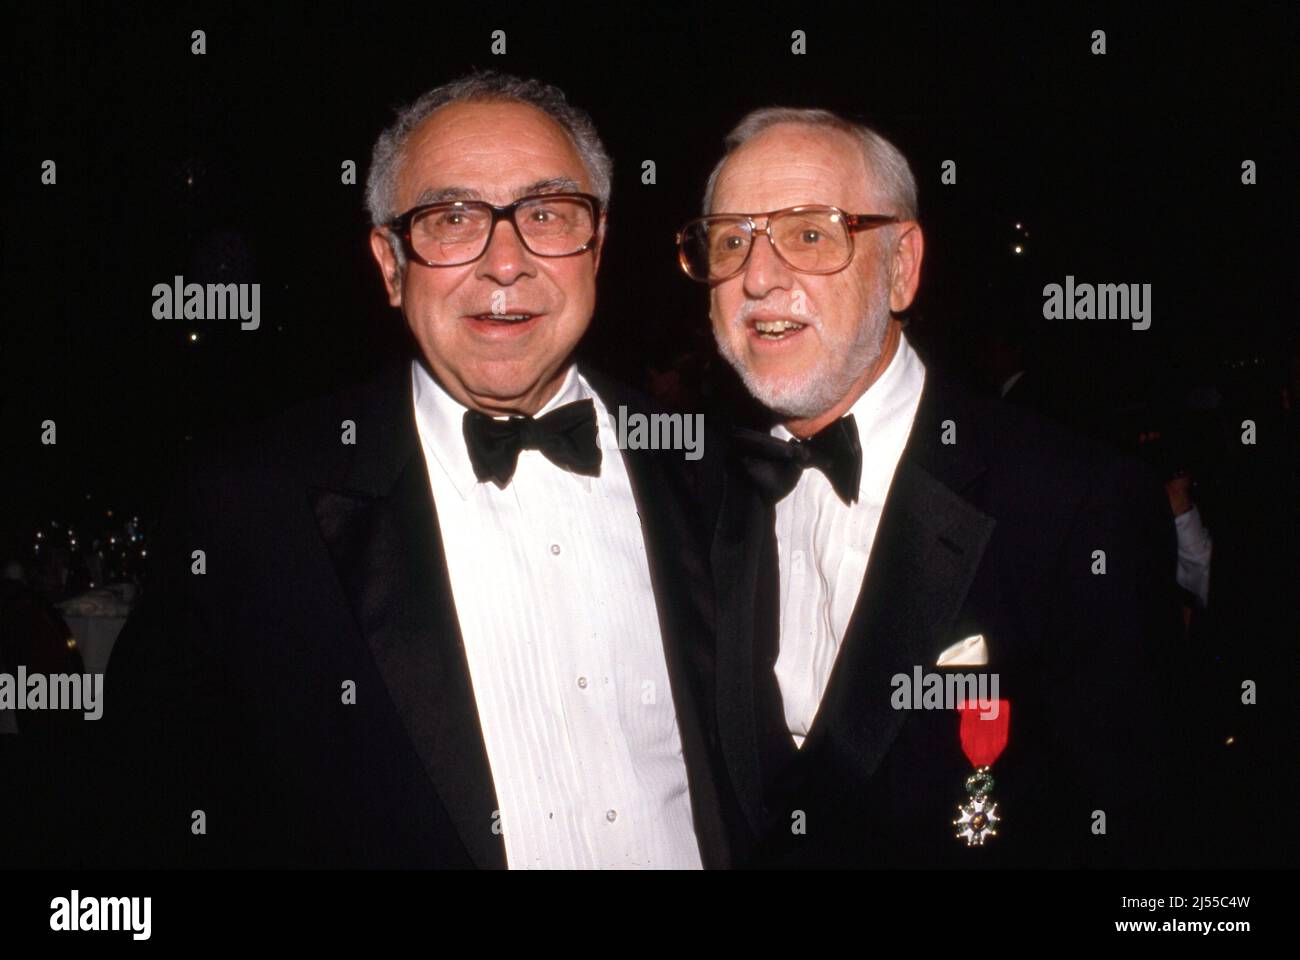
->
[[410, 360, 702, 870], [772, 335, 927, 747]]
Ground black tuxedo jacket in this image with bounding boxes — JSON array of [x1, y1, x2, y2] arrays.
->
[[99, 359, 736, 869], [713, 375, 1188, 868]]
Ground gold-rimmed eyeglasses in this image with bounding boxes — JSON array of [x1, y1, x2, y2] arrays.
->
[[676, 204, 900, 283]]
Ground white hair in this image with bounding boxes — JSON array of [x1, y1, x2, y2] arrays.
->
[[702, 106, 918, 220], [366, 70, 612, 226]]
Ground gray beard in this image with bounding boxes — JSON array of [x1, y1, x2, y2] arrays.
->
[[716, 280, 893, 420]]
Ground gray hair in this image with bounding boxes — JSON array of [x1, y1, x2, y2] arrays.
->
[[364, 69, 613, 235], [702, 107, 918, 220]]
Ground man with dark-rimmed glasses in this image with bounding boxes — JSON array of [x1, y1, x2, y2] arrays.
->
[[105, 71, 734, 870], [683, 107, 1185, 868]]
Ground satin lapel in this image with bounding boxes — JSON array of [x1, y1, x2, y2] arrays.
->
[[712, 464, 772, 835], [309, 363, 505, 869]]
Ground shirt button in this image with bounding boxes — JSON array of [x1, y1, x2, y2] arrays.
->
[[577, 676, 588, 689], [549, 543, 561, 556], [605, 809, 618, 823], [792, 550, 804, 563]]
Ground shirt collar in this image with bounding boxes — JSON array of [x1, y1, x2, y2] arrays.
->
[[411, 359, 590, 500]]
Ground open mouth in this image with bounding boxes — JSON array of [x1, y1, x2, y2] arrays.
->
[[470, 312, 540, 325], [750, 317, 807, 341]]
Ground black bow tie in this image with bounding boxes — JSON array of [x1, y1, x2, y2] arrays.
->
[[733, 415, 862, 506], [463, 399, 602, 487]]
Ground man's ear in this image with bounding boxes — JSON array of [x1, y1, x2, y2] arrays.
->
[[369, 228, 404, 307], [590, 214, 608, 273], [888, 221, 924, 313]]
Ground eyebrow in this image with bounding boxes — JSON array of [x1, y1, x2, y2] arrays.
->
[[412, 177, 581, 206]]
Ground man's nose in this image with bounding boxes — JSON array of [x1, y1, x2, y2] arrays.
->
[[741, 232, 794, 300], [475, 218, 537, 285]]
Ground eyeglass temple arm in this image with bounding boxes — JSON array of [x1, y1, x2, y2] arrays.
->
[[844, 214, 902, 231]]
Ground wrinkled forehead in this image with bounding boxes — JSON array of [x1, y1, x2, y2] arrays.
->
[[711, 123, 876, 214], [396, 100, 591, 209]]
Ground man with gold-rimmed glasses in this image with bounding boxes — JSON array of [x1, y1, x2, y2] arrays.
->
[[686, 107, 1184, 869]]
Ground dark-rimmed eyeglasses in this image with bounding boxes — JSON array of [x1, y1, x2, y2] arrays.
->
[[387, 192, 602, 268], [676, 205, 900, 283]]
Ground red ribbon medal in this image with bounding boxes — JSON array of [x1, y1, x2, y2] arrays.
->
[[953, 699, 1010, 845]]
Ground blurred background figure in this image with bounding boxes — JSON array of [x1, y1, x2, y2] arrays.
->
[[0, 561, 84, 736]]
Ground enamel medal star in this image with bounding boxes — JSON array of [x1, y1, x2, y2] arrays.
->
[[953, 700, 1009, 846]]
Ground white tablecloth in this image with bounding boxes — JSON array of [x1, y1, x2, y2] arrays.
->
[[61, 615, 128, 675]]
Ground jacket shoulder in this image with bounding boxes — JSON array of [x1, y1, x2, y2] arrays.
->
[[185, 360, 410, 490], [921, 377, 1162, 500]]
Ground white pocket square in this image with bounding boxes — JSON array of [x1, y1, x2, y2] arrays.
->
[[936, 633, 988, 667]]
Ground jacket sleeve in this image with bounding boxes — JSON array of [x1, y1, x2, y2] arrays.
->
[[93, 454, 241, 868]]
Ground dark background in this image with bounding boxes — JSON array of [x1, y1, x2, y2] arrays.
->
[[2, 1, 1296, 865], [3, 2, 1294, 538]]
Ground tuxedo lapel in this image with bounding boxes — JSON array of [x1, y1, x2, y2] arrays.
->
[[712, 467, 775, 836], [802, 379, 995, 787], [309, 362, 505, 869]]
